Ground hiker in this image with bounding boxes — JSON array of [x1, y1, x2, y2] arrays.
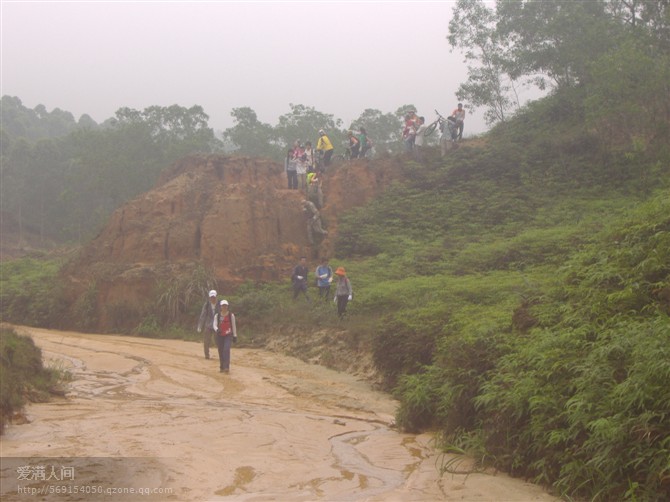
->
[[333, 266, 353, 319], [315, 258, 333, 301], [414, 116, 427, 160], [213, 299, 237, 373], [347, 130, 360, 159], [306, 173, 324, 209], [294, 140, 308, 190], [197, 289, 220, 360], [304, 141, 315, 174], [451, 103, 465, 140], [316, 129, 334, 170], [285, 148, 298, 189], [302, 199, 328, 245], [358, 127, 372, 158], [439, 117, 452, 156], [402, 110, 418, 152], [291, 256, 310, 301]]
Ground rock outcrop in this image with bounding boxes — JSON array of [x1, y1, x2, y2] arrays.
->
[[62, 154, 402, 331]]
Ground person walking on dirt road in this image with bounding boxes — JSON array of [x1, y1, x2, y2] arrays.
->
[[213, 299, 237, 373], [197, 289, 220, 360]]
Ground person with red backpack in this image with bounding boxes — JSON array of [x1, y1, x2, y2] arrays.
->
[[213, 299, 237, 373]]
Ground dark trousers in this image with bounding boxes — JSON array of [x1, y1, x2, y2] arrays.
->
[[323, 149, 333, 167], [318, 285, 331, 301], [204, 329, 215, 358], [216, 334, 232, 371], [336, 295, 349, 318], [456, 121, 464, 140], [287, 170, 298, 189], [293, 283, 309, 300]]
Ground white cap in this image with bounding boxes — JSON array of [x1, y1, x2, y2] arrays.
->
[[220, 299, 229, 306], [208, 290, 217, 297]]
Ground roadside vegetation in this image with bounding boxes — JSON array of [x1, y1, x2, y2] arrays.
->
[[0, 326, 70, 433]]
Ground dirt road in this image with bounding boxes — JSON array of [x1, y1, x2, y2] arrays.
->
[[1, 328, 557, 501]]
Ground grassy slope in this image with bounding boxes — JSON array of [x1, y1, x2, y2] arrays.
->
[[325, 94, 670, 501]]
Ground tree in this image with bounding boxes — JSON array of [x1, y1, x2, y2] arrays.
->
[[350, 108, 405, 156], [223, 107, 279, 159], [495, 0, 614, 89], [275, 103, 342, 152], [77, 114, 99, 129], [607, 0, 670, 48], [448, 0, 521, 125], [0, 138, 32, 242], [114, 104, 218, 159], [31, 139, 66, 242], [584, 36, 670, 148]]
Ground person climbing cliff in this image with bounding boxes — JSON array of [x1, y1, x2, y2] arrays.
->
[[302, 199, 328, 245]]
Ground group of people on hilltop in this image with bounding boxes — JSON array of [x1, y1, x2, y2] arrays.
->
[[285, 139, 315, 190], [403, 103, 466, 157], [346, 128, 374, 159], [291, 256, 353, 319], [286, 128, 373, 191], [285, 129, 342, 247]]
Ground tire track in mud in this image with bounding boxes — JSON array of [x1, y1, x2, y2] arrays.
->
[[1, 328, 558, 502], [10, 330, 413, 499]]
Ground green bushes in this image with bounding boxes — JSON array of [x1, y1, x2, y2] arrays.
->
[[0, 258, 65, 327], [339, 109, 669, 499], [0, 327, 67, 434], [436, 194, 670, 500]]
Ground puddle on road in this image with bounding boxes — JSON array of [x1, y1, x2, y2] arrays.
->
[[1, 328, 559, 502], [216, 465, 257, 496]]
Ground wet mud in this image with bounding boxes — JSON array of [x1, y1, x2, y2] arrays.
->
[[1, 328, 557, 501]]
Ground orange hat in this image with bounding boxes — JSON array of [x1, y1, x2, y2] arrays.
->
[[335, 266, 346, 276]]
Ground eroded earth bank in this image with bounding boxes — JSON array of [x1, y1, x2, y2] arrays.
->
[[1, 328, 557, 501]]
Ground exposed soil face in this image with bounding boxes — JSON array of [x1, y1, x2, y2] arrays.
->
[[1, 327, 557, 501], [60, 155, 405, 332]]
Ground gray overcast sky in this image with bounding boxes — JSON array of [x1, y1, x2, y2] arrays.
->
[[1, 0, 489, 136]]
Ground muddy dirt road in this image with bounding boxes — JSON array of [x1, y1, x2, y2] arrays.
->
[[1, 328, 557, 501]]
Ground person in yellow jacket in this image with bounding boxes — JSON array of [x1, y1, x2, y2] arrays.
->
[[316, 129, 334, 171]]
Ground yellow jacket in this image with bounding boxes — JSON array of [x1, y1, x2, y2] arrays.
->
[[317, 135, 334, 152]]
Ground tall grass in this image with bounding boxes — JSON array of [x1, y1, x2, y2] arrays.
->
[[0, 327, 69, 434]]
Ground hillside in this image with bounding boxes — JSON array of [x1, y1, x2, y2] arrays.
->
[[2, 88, 668, 501], [58, 154, 403, 332]]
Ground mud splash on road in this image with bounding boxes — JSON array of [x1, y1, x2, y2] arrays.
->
[[1, 328, 557, 501]]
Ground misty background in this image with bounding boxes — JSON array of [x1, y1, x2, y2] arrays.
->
[[1, 1, 497, 135]]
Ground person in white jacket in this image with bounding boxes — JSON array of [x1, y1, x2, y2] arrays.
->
[[197, 289, 219, 359]]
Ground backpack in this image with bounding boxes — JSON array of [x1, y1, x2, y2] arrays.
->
[[217, 312, 233, 335]]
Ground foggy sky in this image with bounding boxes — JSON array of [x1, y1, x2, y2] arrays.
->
[[1, 1, 489, 136]]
